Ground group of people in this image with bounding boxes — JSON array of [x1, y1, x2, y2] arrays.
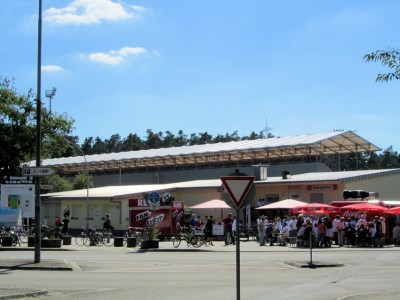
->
[[256, 213, 398, 248]]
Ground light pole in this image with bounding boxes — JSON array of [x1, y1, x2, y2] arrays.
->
[[45, 87, 56, 115]]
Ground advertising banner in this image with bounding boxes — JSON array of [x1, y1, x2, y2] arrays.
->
[[0, 184, 35, 218]]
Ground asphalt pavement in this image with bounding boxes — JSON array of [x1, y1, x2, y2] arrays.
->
[[1, 239, 400, 299]]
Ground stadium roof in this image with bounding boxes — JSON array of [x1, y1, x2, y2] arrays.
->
[[29, 131, 380, 174]]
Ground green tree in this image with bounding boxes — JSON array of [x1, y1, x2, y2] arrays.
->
[[41, 174, 73, 193], [364, 48, 400, 82], [0, 77, 74, 179], [73, 171, 94, 190], [122, 133, 144, 151]]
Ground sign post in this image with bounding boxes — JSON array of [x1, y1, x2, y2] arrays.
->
[[221, 175, 255, 300]]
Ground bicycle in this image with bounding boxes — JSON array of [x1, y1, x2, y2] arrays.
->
[[0, 226, 20, 247], [122, 226, 144, 247], [102, 228, 114, 247], [75, 227, 89, 246], [172, 227, 204, 248], [84, 228, 104, 247]]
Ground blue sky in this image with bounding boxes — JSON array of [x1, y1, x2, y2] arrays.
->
[[2, 0, 399, 152]]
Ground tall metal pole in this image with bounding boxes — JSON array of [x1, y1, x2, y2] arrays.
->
[[235, 208, 240, 300], [34, 0, 43, 263]]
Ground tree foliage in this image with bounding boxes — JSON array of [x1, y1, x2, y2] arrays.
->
[[364, 48, 400, 82], [0, 77, 74, 178], [72, 171, 94, 190]]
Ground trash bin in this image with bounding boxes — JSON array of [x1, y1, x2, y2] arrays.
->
[[114, 237, 124, 247], [1, 236, 13, 247], [126, 237, 137, 247], [28, 236, 35, 247], [63, 235, 72, 245]]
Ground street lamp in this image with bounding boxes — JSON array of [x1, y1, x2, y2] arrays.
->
[[45, 87, 56, 115]]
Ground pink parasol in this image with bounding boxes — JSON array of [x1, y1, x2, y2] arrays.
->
[[191, 199, 231, 209]]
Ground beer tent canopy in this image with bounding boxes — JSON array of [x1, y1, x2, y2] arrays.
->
[[256, 199, 306, 210], [291, 203, 339, 214], [340, 203, 387, 212]]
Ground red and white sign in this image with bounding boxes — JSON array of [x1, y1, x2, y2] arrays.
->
[[220, 176, 255, 209]]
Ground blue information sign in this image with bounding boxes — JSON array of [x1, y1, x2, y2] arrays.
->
[[148, 191, 161, 204]]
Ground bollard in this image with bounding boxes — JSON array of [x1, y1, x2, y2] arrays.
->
[[1, 236, 13, 247], [114, 237, 124, 247], [63, 235, 72, 245], [28, 236, 35, 247], [126, 237, 137, 247]]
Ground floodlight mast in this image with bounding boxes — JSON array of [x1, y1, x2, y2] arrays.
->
[[45, 87, 56, 114]]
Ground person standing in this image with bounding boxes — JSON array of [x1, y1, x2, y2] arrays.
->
[[204, 216, 214, 246], [336, 217, 346, 247], [232, 216, 237, 239], [223, 213, 235, 245], [332, 215, 340, 245], [257, 216, 266, 246], [103, 214, 114, 243], [61, 217, 69, 235]]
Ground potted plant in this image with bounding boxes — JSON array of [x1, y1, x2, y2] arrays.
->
[[140, 223, 160, 249]]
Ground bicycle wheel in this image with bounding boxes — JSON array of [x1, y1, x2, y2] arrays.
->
[[83, 236, 92, 247], [95, 234, 104, 246], [172, 235, 181, 248], [192, 235, 204, 248], [19, 232, 28, 243], [122, 233, 128, 246], [102, 234, 114, 247], [10, 234, 19, 246], [136, 233, 143, 247], [75, 234, 85, 246]]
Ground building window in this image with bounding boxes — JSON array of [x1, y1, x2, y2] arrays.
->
[[266, 194, 279, 203], [71, 205, 79, 219]]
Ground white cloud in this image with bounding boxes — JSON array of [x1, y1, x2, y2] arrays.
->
[[42, 65, 64, 72], [44, 0, 142, 25], [88, 47, 148, 65]]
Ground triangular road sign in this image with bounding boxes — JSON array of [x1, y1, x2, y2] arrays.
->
[[220, 176, 255, 209]]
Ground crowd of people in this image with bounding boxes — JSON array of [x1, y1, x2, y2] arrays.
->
[[256, 214, 400, 248], [187, 212, 400, 248]]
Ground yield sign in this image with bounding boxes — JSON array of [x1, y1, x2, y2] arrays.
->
[[220, 176, 255, 209]]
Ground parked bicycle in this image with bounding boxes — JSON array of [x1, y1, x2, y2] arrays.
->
[[102, 228, 114, 247], [173, 226, 204, 248], [75, 227, 103, 246], [122, 226, 144, 247], [0, 226, 20, 246]]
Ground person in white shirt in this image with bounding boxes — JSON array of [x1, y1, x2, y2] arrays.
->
[[356, 216, 367, 230], [332, 215, 340, 245]]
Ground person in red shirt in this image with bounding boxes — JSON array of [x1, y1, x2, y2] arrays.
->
[[223, 213, 235, 245]]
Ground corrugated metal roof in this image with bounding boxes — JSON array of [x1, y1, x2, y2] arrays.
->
[[29, 131, 380, 173], [42, 169, 398, 200]]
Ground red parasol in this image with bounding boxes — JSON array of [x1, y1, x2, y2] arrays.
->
[[340, 202, 387, 212], [385, 206, 400, 214], [291, 203, 339, 214]]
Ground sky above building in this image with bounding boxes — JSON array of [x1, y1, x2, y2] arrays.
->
[[2, 0, 399, 152]]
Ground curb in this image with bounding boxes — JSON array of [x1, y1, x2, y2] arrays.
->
[[0, 289, 47, 300]]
